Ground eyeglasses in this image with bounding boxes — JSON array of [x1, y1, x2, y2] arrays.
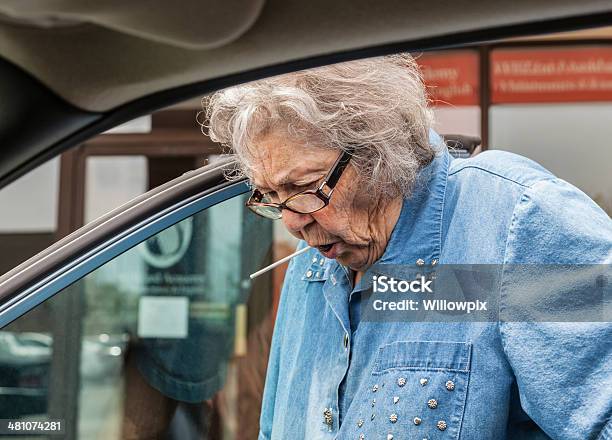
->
[[246, 150, 352, 219]]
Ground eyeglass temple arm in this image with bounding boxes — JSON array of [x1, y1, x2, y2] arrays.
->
[[324, 150, 352, 189]]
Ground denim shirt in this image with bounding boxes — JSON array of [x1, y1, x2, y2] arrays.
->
[[258, 136, 612, 440]]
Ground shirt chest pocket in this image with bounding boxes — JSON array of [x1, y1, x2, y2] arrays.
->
[[349, 341, 472, 440]]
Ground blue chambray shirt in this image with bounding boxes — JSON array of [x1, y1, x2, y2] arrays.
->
[[258, 133, 612, 440]]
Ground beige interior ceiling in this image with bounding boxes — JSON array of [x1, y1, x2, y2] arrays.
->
[[0, 0, 610, 112], [0, 0, 265, 48]]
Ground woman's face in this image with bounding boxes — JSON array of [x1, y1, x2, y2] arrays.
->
[[249, 131, 401, 272]]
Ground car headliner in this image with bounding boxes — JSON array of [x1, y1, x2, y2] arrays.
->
[[0, 0, 610, 188], [2, 0, 612, 112]]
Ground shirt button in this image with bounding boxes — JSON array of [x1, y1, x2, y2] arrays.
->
[[306, 270, 313, 278], [343, 333, 349, 349]]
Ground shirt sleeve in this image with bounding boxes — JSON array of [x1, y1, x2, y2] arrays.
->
[[499, 178, 612, 440], [258, 242, 302, 440]]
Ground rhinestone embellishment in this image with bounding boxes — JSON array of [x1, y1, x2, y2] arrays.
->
[[416, 258, 425, 266], [445, 380, 455, 391], [387, 435, 394, 440], [372, 399, 376, 407], [413, 416, 422, 425], [393, 396, 399, 404], [389, 413, 398, 423], [323, 408, 333, 428], [359, 434, 365, 440], [428, 399, 438, 409], [419, 378, 428, 386], [437, 420, 448, 431], [357, 419, 364, 428], [371, 414, 376, 421], [372, 384, 379, 392], [397, 377, 406, 387]]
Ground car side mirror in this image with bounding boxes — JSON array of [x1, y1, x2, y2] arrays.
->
[[442, 134, 482, 158]]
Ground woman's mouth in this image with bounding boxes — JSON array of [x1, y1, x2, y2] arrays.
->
[[316, 242, 340, 259]]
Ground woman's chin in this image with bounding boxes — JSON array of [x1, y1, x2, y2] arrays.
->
[[336, 252, 365, 271]]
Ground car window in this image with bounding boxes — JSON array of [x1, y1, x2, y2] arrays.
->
[[1, 188, 298, 439], [3, 40, 610, 282]]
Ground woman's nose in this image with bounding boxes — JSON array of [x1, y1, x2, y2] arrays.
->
[[281, 209, 314, 235]]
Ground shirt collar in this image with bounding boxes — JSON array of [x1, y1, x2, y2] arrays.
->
[[376, 133, 450, 267]]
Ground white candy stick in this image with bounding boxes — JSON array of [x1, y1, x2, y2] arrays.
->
[[250, 246, 312, 279]]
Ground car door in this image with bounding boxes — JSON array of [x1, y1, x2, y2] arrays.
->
[[0, 157, 296, 439]]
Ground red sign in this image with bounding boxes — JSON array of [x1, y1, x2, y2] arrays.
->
[[416, 51, 480, 106], [491, 47, 612, 104]]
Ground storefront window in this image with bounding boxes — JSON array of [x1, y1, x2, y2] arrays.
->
[[416, 50, 481, 137], [489, 46, 612, 215]]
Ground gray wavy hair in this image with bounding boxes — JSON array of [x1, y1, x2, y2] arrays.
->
[[203, 53, 436, 198]]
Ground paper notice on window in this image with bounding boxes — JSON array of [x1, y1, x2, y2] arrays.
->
[[138, 296, 189, 338]]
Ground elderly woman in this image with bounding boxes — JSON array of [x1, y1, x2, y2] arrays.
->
[[206, 55, 612, 440]]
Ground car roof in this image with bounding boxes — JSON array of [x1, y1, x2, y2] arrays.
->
[[0, 0, 611, 188]]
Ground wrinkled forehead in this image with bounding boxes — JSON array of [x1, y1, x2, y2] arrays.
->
[[247, 132, 337, 188]]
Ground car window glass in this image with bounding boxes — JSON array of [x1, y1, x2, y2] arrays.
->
[[1, 191, 298, 439]]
